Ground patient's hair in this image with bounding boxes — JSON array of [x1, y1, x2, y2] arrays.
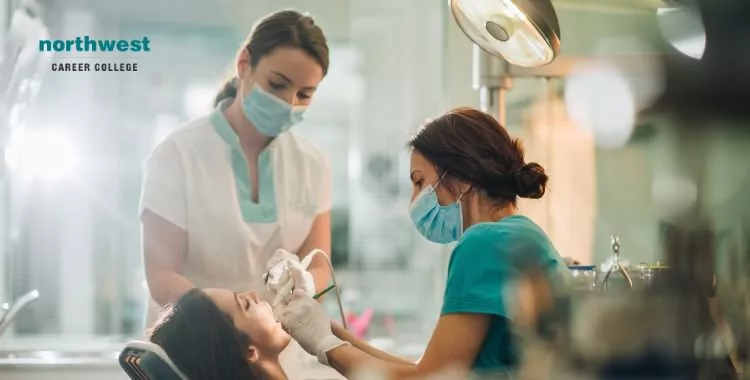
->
[[149, 288, 257, 380]]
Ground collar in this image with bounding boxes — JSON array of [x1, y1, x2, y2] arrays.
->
[[209, 99, 242, 151]]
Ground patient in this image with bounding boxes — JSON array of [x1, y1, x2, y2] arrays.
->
[[148, 288, 290, 380]]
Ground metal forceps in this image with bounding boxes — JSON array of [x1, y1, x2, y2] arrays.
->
[[602, 235, 633, 290]]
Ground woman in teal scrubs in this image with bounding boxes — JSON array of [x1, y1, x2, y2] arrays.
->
[[278, 107, 570, 378]]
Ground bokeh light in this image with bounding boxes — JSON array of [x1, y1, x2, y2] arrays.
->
[[564, 62, 636, 149]]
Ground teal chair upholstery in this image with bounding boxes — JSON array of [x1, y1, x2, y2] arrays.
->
[[119, 340, 189, 380]]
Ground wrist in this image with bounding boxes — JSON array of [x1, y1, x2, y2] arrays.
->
[[317, 337, 350, 366]]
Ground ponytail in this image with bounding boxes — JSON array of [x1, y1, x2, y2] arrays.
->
[[213, 77, 238, 107]]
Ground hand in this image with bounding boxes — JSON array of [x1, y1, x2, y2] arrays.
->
[[281, 290, 349, 365], [266, 248, 298, 271], [265, 249, 315, 297]]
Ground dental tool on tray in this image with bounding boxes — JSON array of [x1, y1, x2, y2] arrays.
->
[[263, 249, 348, 329]]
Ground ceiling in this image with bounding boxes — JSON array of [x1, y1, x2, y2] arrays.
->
[[46, 0, 351, 40], [44, 0, 666, 34]]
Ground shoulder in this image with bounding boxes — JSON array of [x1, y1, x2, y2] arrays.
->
[[449, 225, 506, 273], [148, 116, 221, 162], [456, 218, 520, 252], [465, 215, 549, 244], [162, 115, 218, 150], [454, 216, 554, 262]]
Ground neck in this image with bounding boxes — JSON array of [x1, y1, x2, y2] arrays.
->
[[225, 97, 271, 155], [251, 357, 287, 380], [463, 199, 515, 229]]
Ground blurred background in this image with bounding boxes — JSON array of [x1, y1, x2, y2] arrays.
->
[[0, 0, 748, 378]]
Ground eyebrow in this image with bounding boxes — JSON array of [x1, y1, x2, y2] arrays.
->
[[270, 71, 317, 91]]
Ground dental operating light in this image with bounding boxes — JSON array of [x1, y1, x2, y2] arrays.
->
[[450, 0, 561, 67]]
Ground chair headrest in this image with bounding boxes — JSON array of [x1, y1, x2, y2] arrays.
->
[[119, 340, 189, 380]]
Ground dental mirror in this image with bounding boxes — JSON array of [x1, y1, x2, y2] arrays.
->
[[450, 0, 561, 67]]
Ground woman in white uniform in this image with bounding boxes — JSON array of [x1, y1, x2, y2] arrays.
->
[[139, 9, 332, 377]]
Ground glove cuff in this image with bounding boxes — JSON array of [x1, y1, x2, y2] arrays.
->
[[316, 336, 350, 366]]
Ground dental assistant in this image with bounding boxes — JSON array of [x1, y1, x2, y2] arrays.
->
[[281, 107, 571, 378], [139, 10, 332, 377]]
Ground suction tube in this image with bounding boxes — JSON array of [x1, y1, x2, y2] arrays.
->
[[301, 249, 348, 329]]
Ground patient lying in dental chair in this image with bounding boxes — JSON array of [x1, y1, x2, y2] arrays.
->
[[147, 288, 290, 380]]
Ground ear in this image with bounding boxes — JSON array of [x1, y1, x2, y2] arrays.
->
[[235, 47, 252, 78], [446, 178, 471, 197], [245, 346, 260, 363], [457, 181, 472, 196]]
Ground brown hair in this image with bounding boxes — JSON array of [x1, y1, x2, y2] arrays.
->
[[408, 107, 548, 206], [149, 289, 257, 380], [213, 9, 330, 106]]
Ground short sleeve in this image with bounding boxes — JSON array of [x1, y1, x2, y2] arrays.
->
[[442, 226, 510, 317], [315, 153, 333, 214], [139, 140, 187, 230]]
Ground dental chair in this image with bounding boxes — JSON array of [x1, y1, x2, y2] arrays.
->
[[119, 340, 188, 380]]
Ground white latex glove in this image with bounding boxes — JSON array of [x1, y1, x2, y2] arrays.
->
[[286, 259, 316, 297], [281, 289, 350, 365], [266, 248, 298, 271], [265, 249, 316, 297]]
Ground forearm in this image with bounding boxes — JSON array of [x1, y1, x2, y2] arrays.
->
[[332, 323, 415, 365], [308, 262, 332, 294], [326, 345, 418, 380], [146, 271, 195, 306]]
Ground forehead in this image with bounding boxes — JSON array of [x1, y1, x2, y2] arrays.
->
[[410, 150, 437, 175], [256, 46, 324, 87]]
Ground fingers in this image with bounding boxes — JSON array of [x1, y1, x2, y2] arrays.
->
[[289, 265, 307, 287], [267, 249, 299, 268], [291, 288, 310, 300]]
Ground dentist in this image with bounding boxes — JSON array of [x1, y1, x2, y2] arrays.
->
[[280, 107, 571, 378], [139, 9, 332, 377]]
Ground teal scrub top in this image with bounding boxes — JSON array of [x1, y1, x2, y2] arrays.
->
[[441, 215, 565, 374]]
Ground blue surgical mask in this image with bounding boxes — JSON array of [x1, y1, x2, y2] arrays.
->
[[241, 83, 306, 137], [409, 176, 464, 244]]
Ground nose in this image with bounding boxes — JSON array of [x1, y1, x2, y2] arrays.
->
[[248, 291, 261, 303], [276, 90, 296, 106], [410, 188, 420, 203]]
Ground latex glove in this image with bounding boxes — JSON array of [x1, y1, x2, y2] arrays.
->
[[265, 248, 299, 272], [281, 289, 350, 365], [265, 249, 315, 297]]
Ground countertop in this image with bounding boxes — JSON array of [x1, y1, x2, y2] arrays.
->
[[0, 336, 125, 368]]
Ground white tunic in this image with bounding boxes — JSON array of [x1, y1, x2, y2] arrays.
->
[[139, 100, 331, 378]]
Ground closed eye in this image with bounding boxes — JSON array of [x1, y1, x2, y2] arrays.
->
[[268, 81, 285, 91]]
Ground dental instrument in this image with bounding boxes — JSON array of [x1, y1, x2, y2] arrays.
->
[[601, 235, 633, 290], [313, 284, 336, 300], [264, 249, 347, 329]]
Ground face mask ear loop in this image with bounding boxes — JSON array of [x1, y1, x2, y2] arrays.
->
[[457, 191, 465, 239], [435, 172, 448, 188]]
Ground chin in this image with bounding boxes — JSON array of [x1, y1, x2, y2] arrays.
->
[[280, 332, 292, 350]]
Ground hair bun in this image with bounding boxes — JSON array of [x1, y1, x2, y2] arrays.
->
[[513, 163, 548, 199]]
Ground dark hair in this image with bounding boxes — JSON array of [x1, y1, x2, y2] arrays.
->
[[213, 10, 330, 106], [149, 288, 257, 380], [407, 107, 548, 205]]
